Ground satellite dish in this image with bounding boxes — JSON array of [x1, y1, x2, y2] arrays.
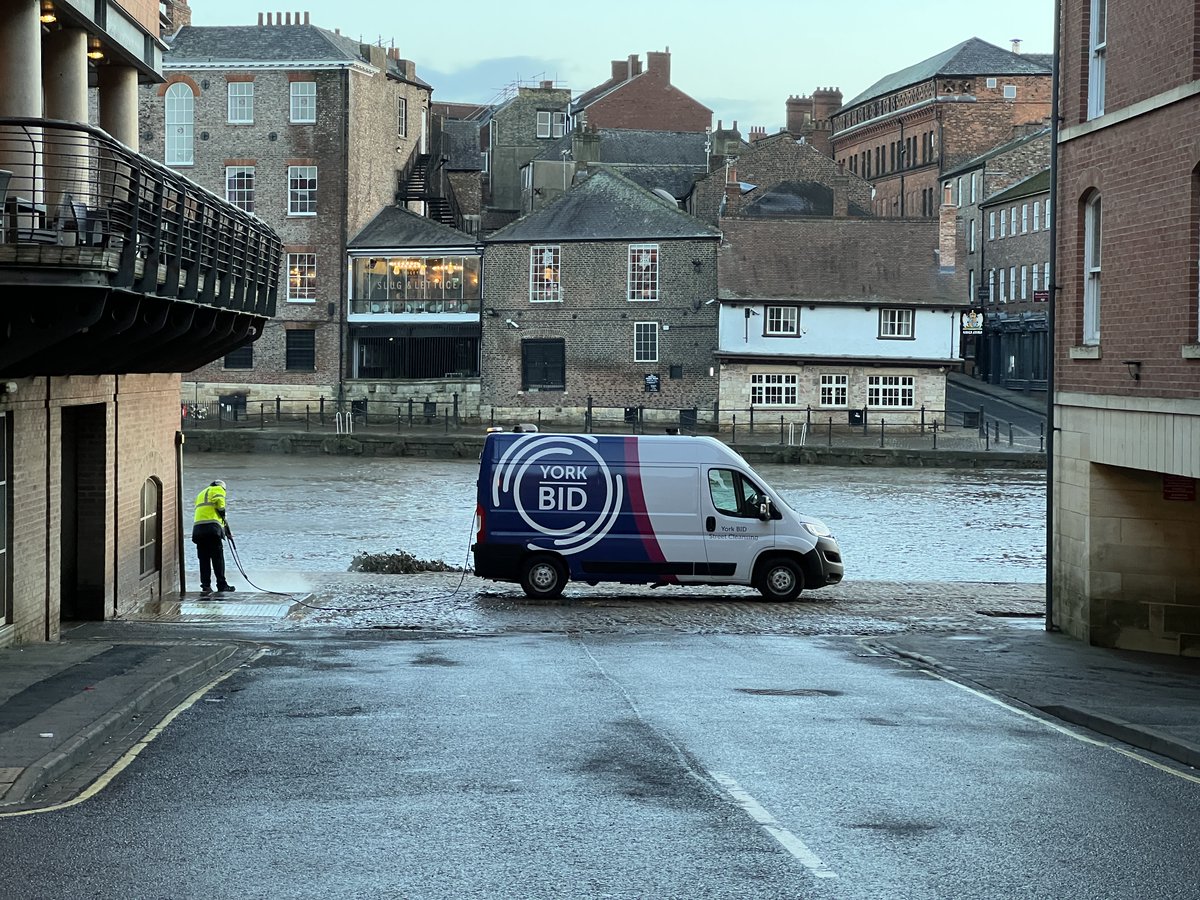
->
[[652, 188, 680, 207]]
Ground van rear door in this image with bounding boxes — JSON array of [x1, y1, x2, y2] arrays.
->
[[699, 466, 775, 583]]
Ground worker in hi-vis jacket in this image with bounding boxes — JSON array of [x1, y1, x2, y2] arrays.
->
[[192, 480, 236, 596]]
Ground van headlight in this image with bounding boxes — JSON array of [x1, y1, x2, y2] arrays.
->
[[803, 522, 832, 538]]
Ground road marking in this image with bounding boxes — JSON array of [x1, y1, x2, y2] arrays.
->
[[0, 649, 267, 818], [710, 771, 838, 879], [863, 644, 1200, 787]]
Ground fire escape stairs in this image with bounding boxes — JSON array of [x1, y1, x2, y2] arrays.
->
[[398, 154, 456, 227]]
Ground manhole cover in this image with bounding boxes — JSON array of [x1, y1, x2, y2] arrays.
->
[[729, 696, 844, 700]]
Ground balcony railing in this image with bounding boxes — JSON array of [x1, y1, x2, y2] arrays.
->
[[349, 298, 481, 316], [0, 118, 282, 375], [0, 117, 280, 314]]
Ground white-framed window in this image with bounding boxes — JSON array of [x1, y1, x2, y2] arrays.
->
[[956, 176, 963, 207], [1044, 261, 1051, 293], [1020, 265, 1028, 300], [986, 77, 998, 89], [627, 243, 659, 301], [286, 252, 317, 302], [1033, 265, 1041, 292], [1003, 84, 1017, 100], [1088, 0, 1107, 119], [138, 477, 161, 577], [1021, 204, 1029, 233], [1010, 207, 1018, 234], [820, 374, 848, 408], [529, 245, 561, 302], [1010, 266, 1017, 299], [536, 110, 567, 139], [1083, 194, 1102, 344], [227, 81, 254, 123], [751, 373, 797, 406], [999, 268, 1007, 302], [989, 210, 996, 240], [1046, 195, 1052, 224], [225, 166, 255, 213], [988, 268, 995, 303], [634, 321, 658, 363], [879, 307, 914, 339], [868, 375, 915, 408], [287, 165, 317, 215], [969, 269, 976, 303], [164, 83, 194, 166], [290, 81, 316, 123], [970, 172, 978, 203], [1033, 200, 1041, 231], [765, 306, 799, 336], [969, 219, 977, 253], [398, 97, 407, 137], [1000, 211, 1007, 238]]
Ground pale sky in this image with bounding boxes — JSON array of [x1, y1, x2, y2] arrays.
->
[[190, 0, 1055, 133]]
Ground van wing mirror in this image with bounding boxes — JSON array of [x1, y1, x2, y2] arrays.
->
[[757, 495, 772, 521]]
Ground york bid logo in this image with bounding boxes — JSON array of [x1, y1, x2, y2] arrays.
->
[[492, 435, 623, 555]]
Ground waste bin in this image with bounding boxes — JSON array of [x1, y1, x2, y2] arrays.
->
[[961, 411, 980, 429], [847, 409, 865, 426]]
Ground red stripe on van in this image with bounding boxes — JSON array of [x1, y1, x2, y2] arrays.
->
[[621, 437, 672, 579]]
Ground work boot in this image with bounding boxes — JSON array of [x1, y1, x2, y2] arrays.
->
[[200, 586, 214, 597], [217, 583, 236, 593]]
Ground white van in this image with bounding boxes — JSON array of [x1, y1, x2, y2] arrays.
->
[[472, 433, 844, 599]]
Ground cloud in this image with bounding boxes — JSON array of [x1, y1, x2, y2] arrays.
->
[[420, 56, 571, 104]]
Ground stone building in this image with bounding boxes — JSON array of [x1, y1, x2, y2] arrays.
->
[[0, 0, 280, 643], [938, 128, 1051, 380], [830, 38, 1051, 219], [480, 168, 720, 428], [1052, 0, 1200, 653], [484, 82, 572, 226], [138, 11, 433, 407]]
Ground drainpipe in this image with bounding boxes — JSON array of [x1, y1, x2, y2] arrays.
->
[[1045, 0, 1062, 631], [337, 70, 350, 410]]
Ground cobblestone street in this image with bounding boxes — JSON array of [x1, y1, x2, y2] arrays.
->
[[277, 573, 1046, 637]]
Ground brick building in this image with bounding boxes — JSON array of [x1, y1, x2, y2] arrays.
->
[[480, 168, 720, 427], [938, 129, 1051, 381], [570, 50, 711, 134], [830, 38, 1052, 219], [0, 0, 279, 643], [484, 82, 572, 225], [138, 12, 433, 407], [700, 136, 966, 423], [1052, 0, 1200, 653], [783, 88, 842, 158]]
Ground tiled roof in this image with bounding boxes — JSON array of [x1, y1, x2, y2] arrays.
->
[[485, 168, 719, 243], [941, 127, 1051, 178], [608, 164, 705, 200], [843, 38, 1052, 110], [979, 169, 1051, 206], [533, 129, 707, 165], [348, 206, 479, 249], [165, 25, 431, 86]]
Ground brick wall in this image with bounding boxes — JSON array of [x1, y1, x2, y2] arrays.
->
[[489, 86, 572, 212], [480, 238, 720, 417], [583, 73, 712, 133]]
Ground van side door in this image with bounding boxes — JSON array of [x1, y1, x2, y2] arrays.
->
[[700, 467, 775, 583]]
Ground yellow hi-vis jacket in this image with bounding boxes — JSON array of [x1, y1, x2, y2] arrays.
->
[[193, 484, 228, 526]]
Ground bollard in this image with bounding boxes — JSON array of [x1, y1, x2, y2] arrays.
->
[[453, 392, 460, 428], [305, 405, 310, 432], [920, 405, 926, 434], [731, 414, 738, 444], [879, 418, 886, 448], [444, 405, 450, 433], [994, 419, 1000, 444], [1009, 422, 1014, 447], [259, 402, 264, 430], [408, 398, 414, 427], [396, 405, 402, 434], [586, 396, 593, 434], [827, 417, 832, 447], [985, 425, 991, 451], [779, 415, 785, 445], [806, 405, 812, 428], [978, 405, 985, 436], [319, 395, 325, 426], [932, 420, 938, 450], [749, 404, 755, 434], [275, 395, 281, 422]]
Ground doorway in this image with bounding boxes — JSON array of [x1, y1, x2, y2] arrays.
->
[[60, 404, 107, 621]]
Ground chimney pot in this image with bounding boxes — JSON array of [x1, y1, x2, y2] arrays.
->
[[258, 12, 263, 25], [304, 11, 310, 24]]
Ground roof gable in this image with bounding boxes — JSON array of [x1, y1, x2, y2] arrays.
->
[[486, 168, 719, 243], [348, 206, 479, 250]]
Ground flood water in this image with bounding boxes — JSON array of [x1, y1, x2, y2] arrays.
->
[[183, 452, 1047, 586]]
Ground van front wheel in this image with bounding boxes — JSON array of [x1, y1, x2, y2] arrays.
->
[[520, 555, 567, 599], [756, 557, 804, 601]]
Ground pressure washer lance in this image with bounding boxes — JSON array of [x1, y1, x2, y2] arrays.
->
[[220, 520, 476, 613]]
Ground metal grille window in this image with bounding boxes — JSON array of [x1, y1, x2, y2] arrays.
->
[[227, 81, 254, 123], [225, 166, 255, 213], [820, 374, 848, 407], [287, 253, 317, 302], [879, 308, 914, 339], [285, 329, 317, 371], [765, 306, 798, 335], [536, 110, 567, 139], [1083, 194, 1102, 345], [165, 83, 194, 166], [288, 165, 317, 215], [634, 322, 658, 363], [627, 244, 659, 301], [751, 374, 797, 406], [138, 477, 161, 577], [398, 97, 407, 137], [521, 339, 565, 390], [868, 375, 915, 408], [529, 245, 561, 302], [224, 345, 254, 369], [290, 81, 316, 123]]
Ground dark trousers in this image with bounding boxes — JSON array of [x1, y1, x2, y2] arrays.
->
[[194, 533, 228, 590]]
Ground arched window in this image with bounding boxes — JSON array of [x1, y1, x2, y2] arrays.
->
[[165, 83, 194, 166], [139, 477, 162, 576], [1083, 193, 1103, 345]]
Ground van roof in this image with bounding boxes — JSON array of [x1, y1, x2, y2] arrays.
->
[[482, 432, 745, 466]]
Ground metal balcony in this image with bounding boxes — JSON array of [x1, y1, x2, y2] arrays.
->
[[0, 118, 281, 377]]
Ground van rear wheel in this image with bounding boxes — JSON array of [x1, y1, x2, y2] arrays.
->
[[756, 557, 803, 601], [520, 554, 567, 599]]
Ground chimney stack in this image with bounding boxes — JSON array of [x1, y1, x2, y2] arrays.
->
[[257, 12, 263, 25], [647, 49, 671, 82], [1011, 38, 1022, 54]]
